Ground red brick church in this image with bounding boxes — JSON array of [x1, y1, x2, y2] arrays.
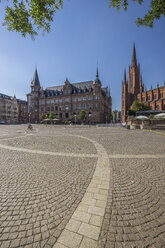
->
[[122, 43, 165, 122]]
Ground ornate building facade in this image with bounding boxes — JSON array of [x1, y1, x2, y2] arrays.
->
[[27, 68, 112, 123], [122, 43, 165, 122], [0, 93, 27, 124]]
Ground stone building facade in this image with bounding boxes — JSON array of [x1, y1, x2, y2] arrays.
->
[[0, 93, 28, 124], [122, 43, 165, 122], [27, 68, 112, 123]]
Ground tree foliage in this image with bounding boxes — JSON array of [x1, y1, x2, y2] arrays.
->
[[49, 112, 55, 120], [78, 110, 86, 123], [69, 115, 74, 123], [131, 100, 150, 112], [109, 0, 165, 28], [2, 0, 63, 39], [40, 113, 46, 120]]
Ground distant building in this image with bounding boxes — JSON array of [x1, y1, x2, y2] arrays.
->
[[0, 93, 27, 124], [27, 67, 112, 123], [122, 43, 165, 122]]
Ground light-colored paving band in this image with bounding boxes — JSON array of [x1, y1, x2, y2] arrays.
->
[[53, 135, 111, 248], [0, 142, 164, 159]]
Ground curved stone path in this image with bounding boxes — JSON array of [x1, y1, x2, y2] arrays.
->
[[0, 125, 165, 248]]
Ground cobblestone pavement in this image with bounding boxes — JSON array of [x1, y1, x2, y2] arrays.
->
[[0, 124, 165, 248]]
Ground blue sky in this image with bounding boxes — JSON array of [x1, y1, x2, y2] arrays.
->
[[0, 0, 165, 110]]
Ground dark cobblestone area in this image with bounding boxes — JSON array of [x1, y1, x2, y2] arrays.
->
[[0, 148, 96, 248], [100, 158, 165, 248]]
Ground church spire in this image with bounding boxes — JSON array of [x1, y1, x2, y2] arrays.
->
[[32, 68, 40, 86], [132, 42, 137, 68], [124, 68, 127, 83]]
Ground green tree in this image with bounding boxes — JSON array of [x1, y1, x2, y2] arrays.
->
[[131, 100, 150, 112], [78, 110, 86, 123], [69, 115, 74, 123], [40, 113, 46, 121], [2, 0, 63, 39], [49, 112, 55, 120], [113, 110, 118, 123], [109, 0, 165, 28]]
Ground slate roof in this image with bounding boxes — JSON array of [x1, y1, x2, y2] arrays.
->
[[44, 81, 94, 97]]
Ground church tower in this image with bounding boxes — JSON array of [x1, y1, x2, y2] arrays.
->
[[128, 43, 140, 97], [30, 68, 41, 123]]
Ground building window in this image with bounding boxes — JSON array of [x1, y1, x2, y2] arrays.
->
[[78, 97, 82, 102], [148, 95, 150, 100], [78, 104, 81, 110], [51, 106, 54, 111], [83, 103, 86, 109], [88, 96, 92, 101], [88, 104, 92, 109], [64, 90, 67, 95], [47, 107, 50, 111], [83, 96, 86, 101], [41, 107, 44, 112], [55, 99, 59, 103], [154, 94, 156, 100], [59, 106, 63, 111], [73, 105, 76, 110], [47, 100, 50, 104], [65, 98, 69, 102], [51, 100, 54, 103], [95, 103, 98, 109], [73, 98, 77, 102], [68, 90, 70, 94], [55, 106, 58, 111], [65, 105, 69, 110], [65, 113, 69, 118]]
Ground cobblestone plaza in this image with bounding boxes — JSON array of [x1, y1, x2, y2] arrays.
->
[[0, 125, 165, 248]]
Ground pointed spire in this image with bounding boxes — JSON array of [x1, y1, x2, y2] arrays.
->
[[140, 74, 142, 86], [32, 68, 40, 86], [96, 62, 99, 80], [124, 68, 126, 83], [93, 63, 101, 85], [132, 42, 137, 67]]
